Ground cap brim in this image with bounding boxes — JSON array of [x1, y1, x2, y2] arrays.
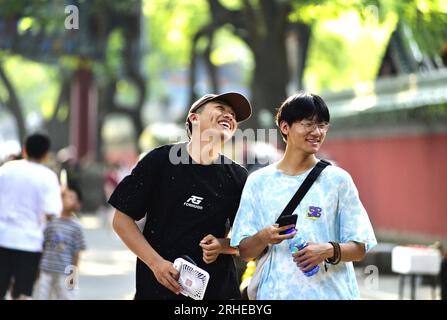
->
[[208, 92, 252, 122]]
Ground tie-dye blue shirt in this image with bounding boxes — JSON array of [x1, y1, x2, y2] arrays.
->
[[230, 163, 377, 300]]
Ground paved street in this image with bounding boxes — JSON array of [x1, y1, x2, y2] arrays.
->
[[77, 214, 441, 300], [356, 267, 441, 300], [78, 214, 135, 300]]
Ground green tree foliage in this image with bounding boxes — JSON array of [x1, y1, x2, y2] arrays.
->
[[380, 0, 447, 59], [304, 7, 398, 91], [0, 0, 145, 146], [144, 0, 209, 68], [139, 0, 446, 130], [3, 56, 59, 120], [143, 0, 212, 99], [1, 0, 445, 135]]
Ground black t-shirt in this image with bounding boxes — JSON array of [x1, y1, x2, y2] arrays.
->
[[108, 142, 247, 300]]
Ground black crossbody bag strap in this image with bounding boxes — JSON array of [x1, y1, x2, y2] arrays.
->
[[275, 159, 331, 223]]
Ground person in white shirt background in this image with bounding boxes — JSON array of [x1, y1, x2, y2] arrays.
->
[[0, 133, 62, 300]]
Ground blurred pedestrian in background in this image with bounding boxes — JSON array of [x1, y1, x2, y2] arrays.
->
[[0, 133, 62, 300], [36, 185, 86, 300]]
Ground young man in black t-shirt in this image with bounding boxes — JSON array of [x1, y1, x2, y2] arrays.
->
[[109, 92, 252, 300]]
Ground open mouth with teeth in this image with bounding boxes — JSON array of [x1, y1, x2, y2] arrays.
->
[[306, 139, 320, 145], [218, 120, 232, 131]]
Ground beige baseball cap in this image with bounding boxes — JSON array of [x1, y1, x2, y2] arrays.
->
[[187, 92, 252, 123]]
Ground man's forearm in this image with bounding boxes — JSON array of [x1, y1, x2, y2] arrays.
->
[[218, 238, 239, 255], [72, 252, 80, 267], [112, 210, 163, 270], [238, 232, 269, 262], [340, 241, 366, 262]]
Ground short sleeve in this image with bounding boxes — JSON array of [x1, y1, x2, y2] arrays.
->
[[337, 172, 377, 252], [228, 165, 248, 226], [230, 177, 262, 247], [74, 225, 87, 252], [41, 172, 62, 217], [108, 147, 164, 221]]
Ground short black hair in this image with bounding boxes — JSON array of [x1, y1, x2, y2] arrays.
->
[[67, 182, 83, 203], [25, 133, 51, 160], [275, 92, 330, 141]]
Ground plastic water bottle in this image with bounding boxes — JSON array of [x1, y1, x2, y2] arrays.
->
[[287, 230, 320, 277]]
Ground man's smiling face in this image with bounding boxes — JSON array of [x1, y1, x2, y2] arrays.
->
[[191, 101, 238, 143]]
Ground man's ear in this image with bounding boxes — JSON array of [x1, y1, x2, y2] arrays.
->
[[188, 113, 199, 123], [279, 121, 289, 137]]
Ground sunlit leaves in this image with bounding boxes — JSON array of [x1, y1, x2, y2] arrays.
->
[[143, 0, 209, 68], [3, 56, 59, 120], [115, 78, 140, 108], [304, 9, 398, 92], [105, 29, 125, 75]]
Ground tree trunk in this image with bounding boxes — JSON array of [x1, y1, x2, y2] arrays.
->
[[46, 73, 71, 152], [245, 5, 289, 129], [0, 63, 26, 142], [295, 22, 311, 91], [204, 31, 219, 93], [97, 3, 146, 156], [122, 4, 146, 147], [189, 31, 201, 107], [247, 41, 288, 129], [205, 0, 292, 130], [189, 23, 219, 107]]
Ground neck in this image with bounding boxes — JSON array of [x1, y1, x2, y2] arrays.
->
[[61, 210, 75, 219], [277, 146, 318, 176], [187, 137, 222, 165], [25, 152, 47, 164], [26, 157, 43, 164]]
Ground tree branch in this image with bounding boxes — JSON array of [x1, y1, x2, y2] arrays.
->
[[188, 23, 219, 105], [204, 30, 219, 93], [49, 73, 71, 124], [207, 0, 253, 46], [0, 63, 26, 142]]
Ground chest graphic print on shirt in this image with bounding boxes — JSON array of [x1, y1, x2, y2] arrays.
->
[[306, 206, 322, 220], [48, 233, 67, 252], [183, 195, 204, 210]]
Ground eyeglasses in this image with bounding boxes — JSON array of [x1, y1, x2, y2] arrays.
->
[[298, 121, 330, 133]]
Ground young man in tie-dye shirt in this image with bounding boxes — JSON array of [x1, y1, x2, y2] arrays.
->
[[230, 93, 377, 300]]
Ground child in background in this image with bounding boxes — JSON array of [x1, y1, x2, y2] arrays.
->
[[37, 185, 86, 300]]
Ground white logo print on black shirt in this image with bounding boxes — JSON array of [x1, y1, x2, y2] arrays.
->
[[184, 195, 204, 210]]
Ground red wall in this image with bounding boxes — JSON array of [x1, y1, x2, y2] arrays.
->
[[322, 134, 447, 239]]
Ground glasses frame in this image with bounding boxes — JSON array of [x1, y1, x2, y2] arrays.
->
[[298, 121, 330, 133]]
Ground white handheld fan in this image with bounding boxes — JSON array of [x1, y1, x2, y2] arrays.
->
[[173, 257, 210, 300]]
